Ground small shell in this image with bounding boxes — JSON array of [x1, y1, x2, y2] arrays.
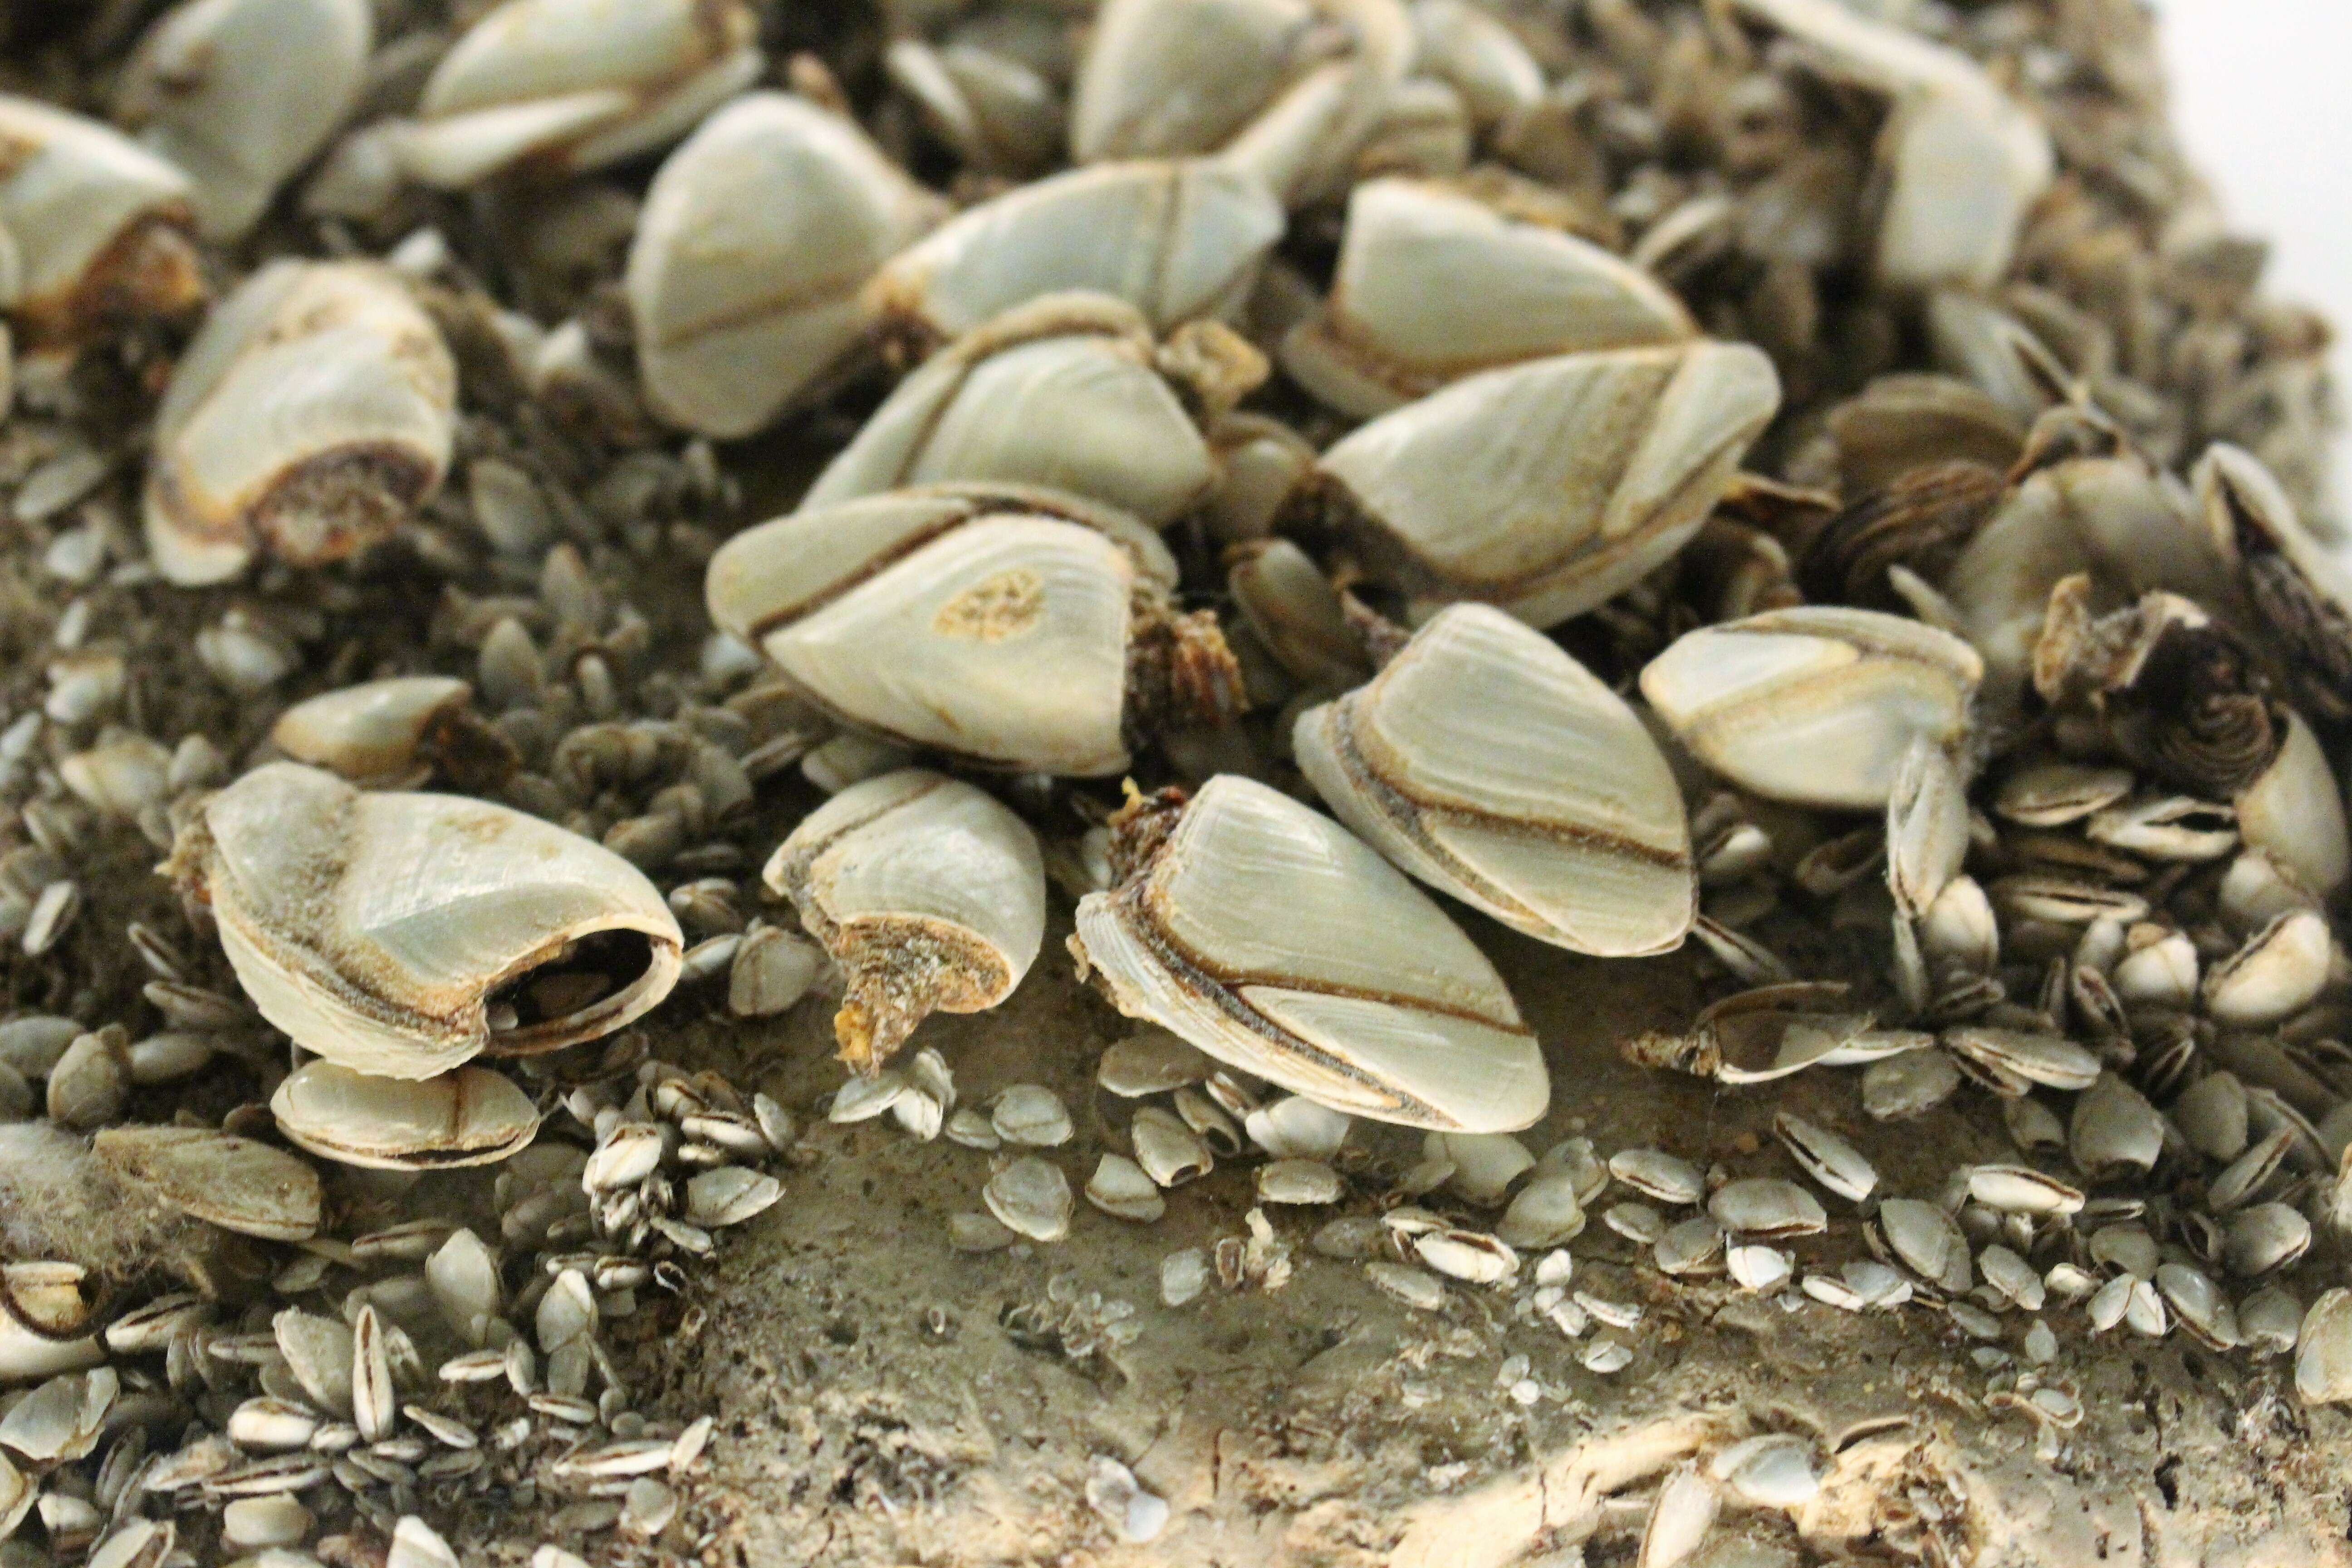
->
[[1131, 1106, 1215, 1187], [2068, 1073, 2165, 1176], [1097, 1030, 1215, 1097], [1712, 1434, 1822, 1509], [1309, 341, 1780, 629], [1707, 1177, 1828, 1240], [1281, 177, 1695, 418], [1084, 1154, 1166, 1223], [1876, 1196, 1968, 1292], [2297, 1288, 2352, 1404], [1773, 1112, 1877, 1201], [2203, 909, 2332, 1028], [867, 158, 1284, 351], [1415, 1229, 1518, 1284], [2173, 1071, 2250, 1163], [1942, 1027, 2100, 1093], [2234, 711, 2352, 900], [1366, 1260, 1447, 1310], [1295, 604, 1695, 956], [1965, 1165, 2084, 1216], [1255, 1159, 1343, 1205], [387, 0, 762, 188], [982, 1156, 1073, 1243], [2223, 1202, 2312, 1279], [727, 926, 823, 1019], [1642, 607, 1983, 810], [683, 1168, 782, 1229], [173, 763, 681, 1078], [763, 769, 1044, 1074], [627, 93, 944, 439], [1245, 1095, 1352, 1160], [1885, 737, 1969, 919], [114, 0, 372, 240], [1638, 1463, 1719, 1568], [270, 676, 478, 788], [990, 1085, 1073, 1148], [1994, 762, 2135, 827], [93, 1126, 322, 1241], [270, 1060, 540, 1169], [1072, 776, 1546, 1133], [0, 95, 205, 352]]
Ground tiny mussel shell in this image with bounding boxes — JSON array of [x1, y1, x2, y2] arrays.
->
[[113, 0, 373, 240], [269, 1060, 539, 1169], [93, 1125, 323, 1241], [1280, 176, 1696, 419], [1641, 607, 1983, 810], [1073, 775, 1546, 1132], [143, 260, 456, 585], [1306, 341, 1780, 629], [392, 0, 763, 188], [170, 762, 682, 1079], [866, 158, 1285, 351], [627, 92, 945, 440], [707, 484, 1178, 776], [1295, 603, 1695, 956], [0, 94, 205, 352], [763, 769, 1044, 1075]]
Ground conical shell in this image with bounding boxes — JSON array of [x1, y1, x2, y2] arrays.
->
[[627, 92, 944, 439], [1309, 342, 1780, 628], [143, 260, 456, 585], [764, 769, 1045, 1074], [1073, 775, 1546, 1132], [1295, 604, 1694, 955], [173, 762, 682, 1079], [270, 1060, 540, 1169], [797, 293, 1247, 527], [114, 0, 372, 240], [1282, 178, 1695, 418], [1640, 606, 1983, 810], [391, 0, 762, 187], [707, 485, 1177, 776], [867, 159, 1284, 350], [0, 94, 204, 351], [270, 676, 474, 787]]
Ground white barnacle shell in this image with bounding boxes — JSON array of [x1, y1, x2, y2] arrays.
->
[[1730, 0, 2053, 290], [169, 762, 682, 1079], [763, 769, 1044, 1075], [867, 159, 1284, 355], [1307, 342, 1780, 629], [0, 94, 206, 353], [1640, 607, 1983, 810], [626, 92, 945, 440], [1072, 775, 1547, 1133], [708, 484, 1213, 776], [113, 0, 372, 240], [799, 292, 1262, 527], [143, 260, 456, 586], [270, 676, 475, 789], [1295, 604, 1694, 956], [386, 0, 763, 189], [1281, 178, 1695, 418], [269, 1060, 540, 1170]]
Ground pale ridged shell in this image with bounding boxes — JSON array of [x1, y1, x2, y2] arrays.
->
[[1313, 342, 1780, 629], [1295, 604, 1695, 956], [143, 260, 456, 585], [176, 762, 681, 1079], [627, 92, 944, 439], [707, 485, 1176, 776], [1282, 178, 1695, 418], [1073, 775, 1546, 1132], [270, 676, 473, 786], [270, 1060, 539, 1169]]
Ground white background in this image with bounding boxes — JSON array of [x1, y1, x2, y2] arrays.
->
[[2157, 0, 2351, 498]]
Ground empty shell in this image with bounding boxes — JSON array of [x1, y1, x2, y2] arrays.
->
[[707, 484, 1233, 776], [1072, 775, 1547, 1132], [1295, 603, 1695, 955], [867, 158, 1285, 352], [270, 1061, 539, 1169], [763, 769, 1044, 1074], [1641, 607, 1983, 810], [143, 260, 457, 585], [627, 92, 944, 439], [114, 0, 372, 239], [0, 94, 205, 353], [169, 762, 682, 1079], [386, 0, 763, 189], [1282, 177, 1695, 418], [1302, 342, 1780, 629]]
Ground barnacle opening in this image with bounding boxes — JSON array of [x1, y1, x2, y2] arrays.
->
[[483, 928, 664, 1053]]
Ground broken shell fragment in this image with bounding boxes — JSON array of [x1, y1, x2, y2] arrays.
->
[[93, 1126, 322, 1242], [1296, 604, 1694, 956], [269, 1060, 539, 1170], [171, 762, 682, 1078], [387, 0, 763, 189], [1073, 776, 1547, 1132], [144, 260, 457, 585], [0, 95, 205, 353], [867, 158, 1284, 353], [114, 0, 372, 240], [627, 92, 945, 439], [1305, 342, 1780, 629], [1641, 607, 1983, 810], [708, 484, 1234, 775], [763, 769, 1044, 1075], [1281, 177, 1695, 418]]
